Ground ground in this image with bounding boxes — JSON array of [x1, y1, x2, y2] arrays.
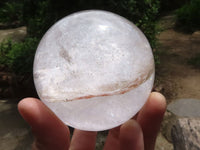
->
[[0, 13, 200, 150], [0, 100, 32, 150], [155, 13, 200, 150], [156, 15, 200, 103]]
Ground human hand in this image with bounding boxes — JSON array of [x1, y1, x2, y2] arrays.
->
[[18, 92, 166, 150]]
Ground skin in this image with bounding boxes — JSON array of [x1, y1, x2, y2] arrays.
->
[[18, 92, 166, 150]]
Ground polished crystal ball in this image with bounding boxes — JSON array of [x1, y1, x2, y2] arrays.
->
[[33, 10, 155, 131]]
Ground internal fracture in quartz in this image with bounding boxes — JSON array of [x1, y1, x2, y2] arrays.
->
[[33, 10, 155, 131]]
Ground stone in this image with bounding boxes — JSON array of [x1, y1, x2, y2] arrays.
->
[[171, 118, 200, 150], [161, 110, 178, 142], [167, 99, 200, 117], [155, 133, 173, 150], [191, 31, 200, 41], [33, 10, 154, 131]]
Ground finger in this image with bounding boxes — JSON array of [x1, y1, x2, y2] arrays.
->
[[103, 126, 121, 150], [70, 129, 97, 150], [119, 119, 144, 150], [18, 98, 70, 150], [136, 92, 166, 150]]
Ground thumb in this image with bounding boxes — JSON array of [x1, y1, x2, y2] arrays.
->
[[18, 98, 70, 150]]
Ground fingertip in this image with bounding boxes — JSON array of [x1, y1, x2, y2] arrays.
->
[[18, 97, 38, 111], [120, 119, 140, 132], [136, 92, 166, 150], [150, 92, 166, 105], [18, 98, 71, 150], [18, 97, 65, 128], [18, 98, 29, 112], [148, 92, 167, 114], [70, 129, 97, 150], [120, 119, 142, 141], [120, 119, 144, 150], [18, 98, 41, 124]]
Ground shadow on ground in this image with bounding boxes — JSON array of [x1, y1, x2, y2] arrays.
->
[[0, 99, 33, 150]]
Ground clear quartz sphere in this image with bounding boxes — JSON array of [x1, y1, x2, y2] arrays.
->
[[33, 10, 155, 131]]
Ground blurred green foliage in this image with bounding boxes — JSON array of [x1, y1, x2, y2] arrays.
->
[[0, 1, 23, 25], [160, 0, 188, 12], [23, 0, 51, 38], [0, 0, 161, 74], [111, 0, 160, 48], [176, 0, 200, 32], [0, 38, 39, 74], [22, 0, 160, 46]]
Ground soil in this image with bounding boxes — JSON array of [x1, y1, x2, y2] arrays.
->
[[0, 26, 27, 42], [155, 14, 200, 104], [0, 100, 33, 150], [154, 14, 200, 150]]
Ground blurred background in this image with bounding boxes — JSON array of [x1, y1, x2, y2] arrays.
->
[[0, 0, 199, 149]]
